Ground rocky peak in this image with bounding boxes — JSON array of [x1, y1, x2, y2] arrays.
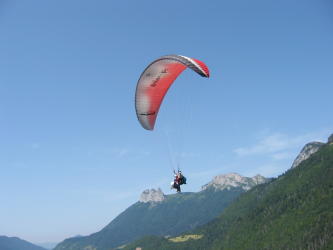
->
[[328, 134, 333, 144], [139, 188, 165, 203], [201, 173, 269, 191], [291, 142, 325, 168], [252, 174, 268, 184]]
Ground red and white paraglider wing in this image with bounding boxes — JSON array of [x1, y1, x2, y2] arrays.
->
[[135, 55, 209, 130]]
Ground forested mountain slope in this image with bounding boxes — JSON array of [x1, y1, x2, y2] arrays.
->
[[125, 139, 333, 250]]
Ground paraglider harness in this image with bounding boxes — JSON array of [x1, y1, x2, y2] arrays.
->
[[172, 169, 187, 192], [178, 171, 186, 185]]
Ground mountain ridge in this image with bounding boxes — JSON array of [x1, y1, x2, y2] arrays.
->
[[291, 141, 325, 168], [55, 133, 333, 250], [202, 173, 268, 191], [0, 236, 47, 250], [124, 134, 333, 250], [54, 173, 270, 250]]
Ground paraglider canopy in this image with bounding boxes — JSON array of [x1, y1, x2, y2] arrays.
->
[[135, 55, 210, 130]]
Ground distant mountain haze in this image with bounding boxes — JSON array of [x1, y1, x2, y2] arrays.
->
[[35, 242, 58, 250], [54, 173, 270, 250], [0, 236, 47, 250]]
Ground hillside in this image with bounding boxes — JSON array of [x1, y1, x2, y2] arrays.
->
[[54, 174, 269, 250], [0, 236, 47, 250], [125, 137, 333, 250]]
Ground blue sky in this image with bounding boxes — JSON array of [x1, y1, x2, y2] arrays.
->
[[1, 0, 332, 244]]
